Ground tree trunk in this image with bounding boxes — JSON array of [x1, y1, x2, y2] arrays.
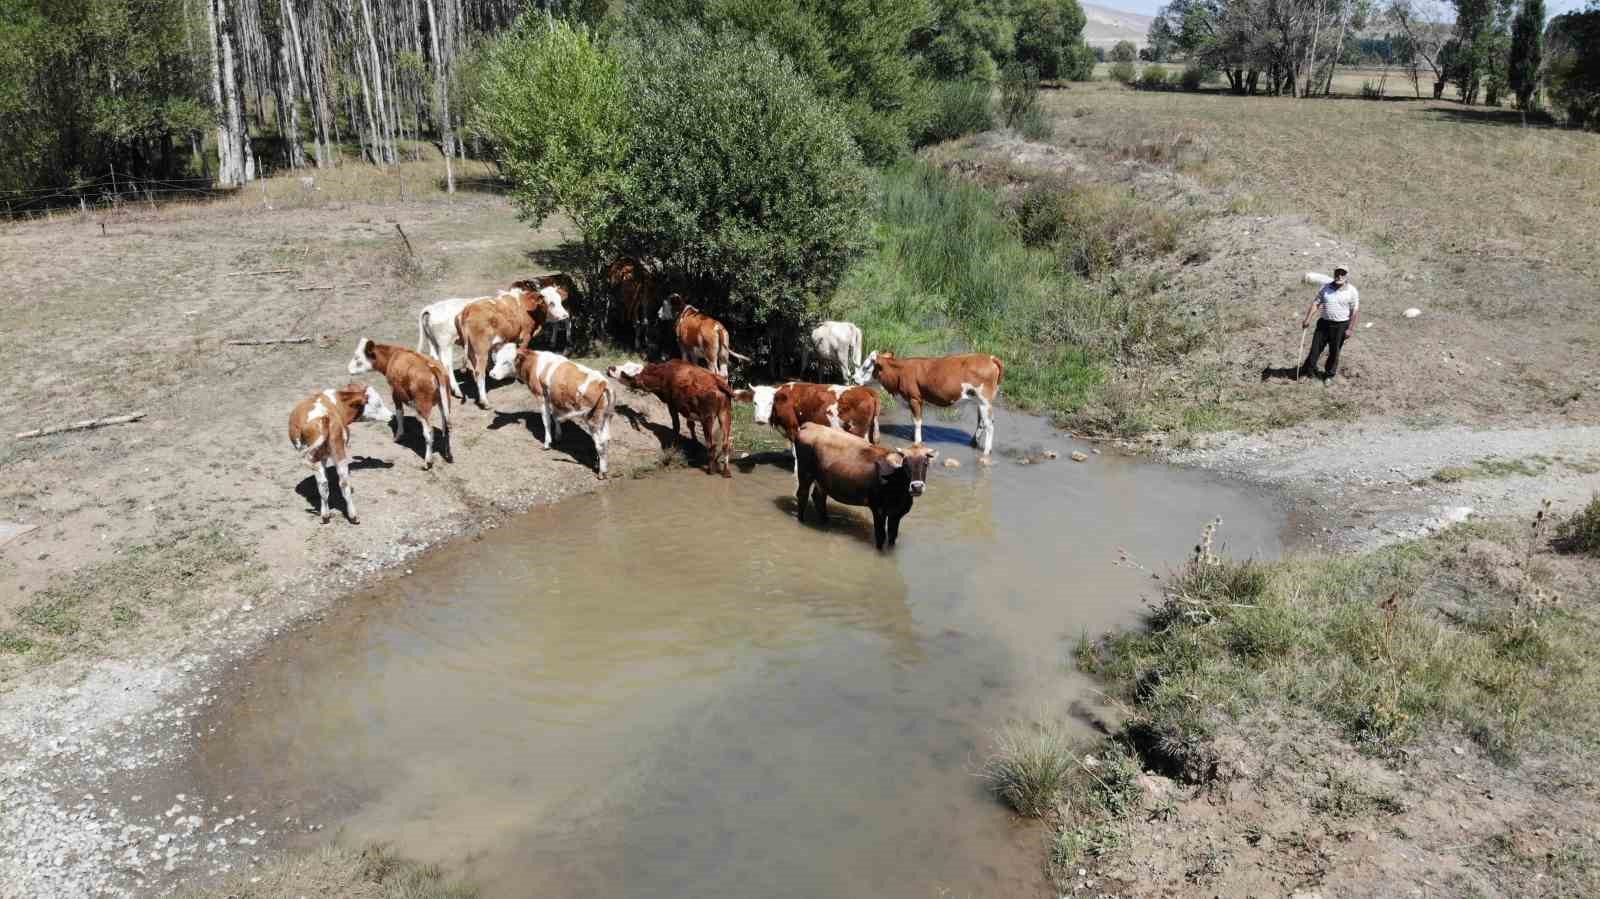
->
[[1322, 0, 1348, 96], [1302, 0, 1327, 98], [424, 0, 455, 193], [357, 0, 395, 164]]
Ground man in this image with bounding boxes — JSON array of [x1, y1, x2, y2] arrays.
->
[[1300, 266, 1360, 381]]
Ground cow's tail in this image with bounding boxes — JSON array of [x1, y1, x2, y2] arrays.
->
[[727, 348, 752, 363], [588, 382, 615, 430], [417, 309, 432, 355], [990, 354, 1006, 394]]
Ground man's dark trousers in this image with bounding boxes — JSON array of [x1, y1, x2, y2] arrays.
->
[[1300, 318, 1349, 380]]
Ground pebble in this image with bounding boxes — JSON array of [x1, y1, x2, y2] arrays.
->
[[1070, 451, 1089, 462], [942, 458, 960, 468]]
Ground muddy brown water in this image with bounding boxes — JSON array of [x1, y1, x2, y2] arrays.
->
[[173, 408, 1285, 897]]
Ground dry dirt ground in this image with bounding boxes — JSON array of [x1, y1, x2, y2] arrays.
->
[[0, 181, 691, 897]]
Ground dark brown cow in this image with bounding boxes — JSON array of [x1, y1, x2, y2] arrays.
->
[[605, 257, 657, 351], [606, 360, 734, 477], [347, 338, 452, 468], [287, 383, 395, 524], [733, 382, 879, 444], [855, 351, 1005, 455], [512, 273, 579, 349], [455, 287, 569, 410], [792, 423, 937, 550], [658, 294, 750, 377]]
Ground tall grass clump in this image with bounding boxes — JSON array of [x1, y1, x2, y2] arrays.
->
[[920, 81, 995, 145], [1108, 60, 1136, 84], [982, 719, 1076, 816], [1556, 494, 1600, 556], [834, 161, 1105, 415]]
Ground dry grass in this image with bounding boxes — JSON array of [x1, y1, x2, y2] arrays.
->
[[1046, 82, 1600, 275], [179, 841, 477, 899]]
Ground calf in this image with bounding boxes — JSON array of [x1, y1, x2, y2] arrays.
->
[[512, 272, 579, 350], [605, 257, 657, 351], [736, 382, 879, 444], [659, 294, 750, 377], [287, 383, 395, 524], [800, 321, 863, 382], [415, 293, 482, 399], [606, 360, 734, 477], [856, 351, 1005, 455], [347, 338, 452, 468], [456, 286, 570, 410], [792, 423, 937, 550], [489, 346, 615, 479]]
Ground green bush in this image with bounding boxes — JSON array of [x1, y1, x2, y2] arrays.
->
[[1019, 104, 1054, 140], [1138, 64, 1169, 90], [1108, 60, 1137, 83], [616, 28, 874, 328], [1110, 40, 1137, 63], [1556, 495, 1600, 556], [919, 80, 995, 145], [983, 720, 1076, 816], [1179, 64, 1210, 91], [1000, 61, 1041, 129], [1013, 0, 1091, 80]]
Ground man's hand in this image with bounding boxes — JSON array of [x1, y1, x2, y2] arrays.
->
[[1302, 319, 1311, 329]]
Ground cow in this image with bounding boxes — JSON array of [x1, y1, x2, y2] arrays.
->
[[455, 286, 569, 410], [347, 338, 452, 468], [605, 257, 657, 351], [606, 360, 734, 477], [658, 294, 750, 377], [512, 272, 579, 350], [735, 382, 880, 445], [287, 383, 395, 524], [856, 351, 1005, 455], [489, 346, 615, 479], [792, 423, 938, 550], [799, 321, 863, 382]]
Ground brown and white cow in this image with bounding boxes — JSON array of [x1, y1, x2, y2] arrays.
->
[[347, 338, 452, 468], [490, 346, 615, 479], [606, 257, 657, 351], [856, 351, 1005, 455], [606, 360, 734, 477], [511, 272, 579, 350], [734, 382, 880, 445], [455, 286, 570, 410], [658, 294, 750, 378], [287, 383, 395, 524], [792, 423, 937, 550]]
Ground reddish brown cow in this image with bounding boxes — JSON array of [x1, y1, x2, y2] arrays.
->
[[658, 294, 750, 377], [511, 273, 579, 349], [455, 287, 569, 410], [793, 423, 938, 550], [733, 382, 880, 444], [287, 383, 395, 524], [606, 360, 734, 477], [605, 257, 657, 351], [856, 351, 1005, 455], [347, 338, 452, 468]]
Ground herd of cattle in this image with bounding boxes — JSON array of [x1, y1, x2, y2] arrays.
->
[[286, 260, 1005, 549]]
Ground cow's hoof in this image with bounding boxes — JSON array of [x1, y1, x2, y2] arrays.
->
[[422, 459, 434, 470], [348, 515, 360, 525], [320, 514, 331, 524]]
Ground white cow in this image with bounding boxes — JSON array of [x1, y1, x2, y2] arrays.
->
[[800, 321, 863, 382], [416, 287, 555, 400]]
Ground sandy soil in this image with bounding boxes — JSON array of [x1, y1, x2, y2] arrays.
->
[[0, 189, 694, 897]]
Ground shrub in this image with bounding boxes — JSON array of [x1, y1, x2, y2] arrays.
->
[[615, 27, 875, 329], [1000, 61, 1042, 129], [1179, 64, 1211, 91], [1138, 64, 1169, 90], [1361, 79, 1384, 99], [920, 80, 995, 145], [1556, 494, 1600, 556], [1014, 0, 1091, 80], [1108, 60, 1137, 83], [1110, 39, 1137, 63], [1019, 104, 1054, 140]]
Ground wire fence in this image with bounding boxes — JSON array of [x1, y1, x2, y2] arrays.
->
[[0, 169, 232, 221]]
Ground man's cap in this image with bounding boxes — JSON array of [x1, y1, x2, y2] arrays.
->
[[1333, 266, 1349, 277]]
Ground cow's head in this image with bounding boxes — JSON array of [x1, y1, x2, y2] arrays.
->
[[606, 361, 645, 386], [489, 344, 522, 381], [657, 293, 687, 321], [539, 286, 570, 322], [883, 444, 938, 496], [347, 337, 376, 375], [855, 350, 889, 386], [355, 383, 395, 424], [735, 385, 779, 424]]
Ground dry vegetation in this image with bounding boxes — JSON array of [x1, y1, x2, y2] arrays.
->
[[178, 842, 477, 899]]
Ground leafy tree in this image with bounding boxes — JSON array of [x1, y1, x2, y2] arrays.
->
[[914, 0, 1016, 82], [1546, 7, 1600, 128], [1508, 0, 1544, 109], [1014, 0, 1091, 79], [615, 27, 875, 327], [1111, 40, 1138, 62], [475, 18, 633, 289], [1146, 13, 1175, 61]]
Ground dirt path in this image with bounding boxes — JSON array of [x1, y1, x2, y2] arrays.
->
[[0, 190, 688, 897]]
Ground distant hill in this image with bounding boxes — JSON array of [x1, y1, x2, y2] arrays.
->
[[1081, 2, 1155, 48]]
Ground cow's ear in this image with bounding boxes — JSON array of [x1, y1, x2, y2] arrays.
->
[[732, 389, 753, 403], [924, 448, 939, 461]]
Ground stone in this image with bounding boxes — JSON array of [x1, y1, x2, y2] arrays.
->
[[1070, 451, 1089, 462], [1403, 307, 1422, 318], [942, 457, 960, 468]]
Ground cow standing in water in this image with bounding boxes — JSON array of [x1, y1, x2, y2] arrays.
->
[[792, 423, 937, 550], [856, 351, 1004, 455], [735, 382, 880, 445]]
